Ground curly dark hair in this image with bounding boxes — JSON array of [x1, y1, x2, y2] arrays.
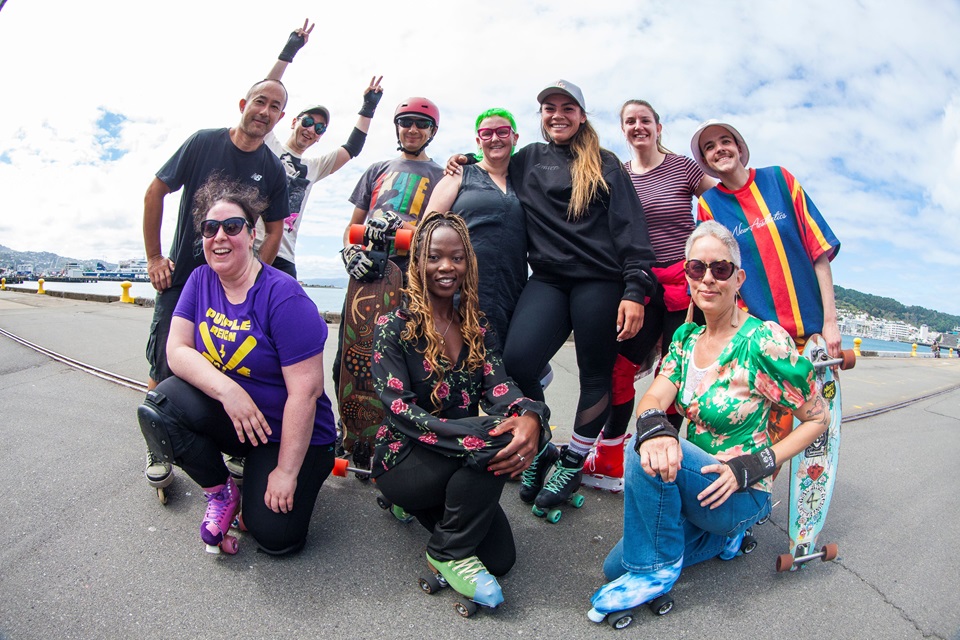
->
[[191, 173, 269, 235], [403, 210, 486, 408]]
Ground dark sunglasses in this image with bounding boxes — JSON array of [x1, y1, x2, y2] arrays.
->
[[200, 217, 251, 239], [300, 115, 327, 135], [395, 116, 434, 130], [477, 125, 514, 140], [683, 259, 738, 281]]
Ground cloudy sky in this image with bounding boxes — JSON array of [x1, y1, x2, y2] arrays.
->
[[1, 0, 958, 315]]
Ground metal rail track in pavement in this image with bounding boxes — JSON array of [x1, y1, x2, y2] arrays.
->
[[2, 327, 958, 418], [0, 327, 148, 394]]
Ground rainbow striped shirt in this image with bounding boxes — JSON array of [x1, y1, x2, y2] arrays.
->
[[697, 167, 839, 340]]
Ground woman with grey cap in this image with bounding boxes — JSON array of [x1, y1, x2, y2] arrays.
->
[[452, 81, 658, 511]]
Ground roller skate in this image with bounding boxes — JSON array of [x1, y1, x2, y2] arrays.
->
[[201, 476, 241, 555], [519, 442, 560, 504], [719, 528, 757, 560], [580, 436, 626, 493], [587, 557, 682, 629], [419, 551, 504, 617], [532, 447, 586, 523], [144, 449, 174, 505]]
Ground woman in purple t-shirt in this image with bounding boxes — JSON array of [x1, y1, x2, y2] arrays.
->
[[137, 176, 337, 556]]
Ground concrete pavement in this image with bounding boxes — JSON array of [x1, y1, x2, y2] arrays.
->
[[1, 290, 959, 640]]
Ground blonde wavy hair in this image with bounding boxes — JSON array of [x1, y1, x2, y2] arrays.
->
[[540, 113, 609, 221], [402, 210, 486, 409]]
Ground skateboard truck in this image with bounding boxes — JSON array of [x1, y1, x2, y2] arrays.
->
[[776, 543, 838, 572]]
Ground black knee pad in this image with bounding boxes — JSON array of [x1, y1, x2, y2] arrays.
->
[[138, 389, 182, 465]]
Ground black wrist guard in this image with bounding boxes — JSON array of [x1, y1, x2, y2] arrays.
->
[[633, 408, 679, 454], [358, 91, 382, 118], [278, 32, 306, 63], [341, 127, 367, 158], [725, 448, 777, 490]]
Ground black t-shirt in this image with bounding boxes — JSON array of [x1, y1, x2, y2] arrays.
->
[[156, 128, 288, 289]]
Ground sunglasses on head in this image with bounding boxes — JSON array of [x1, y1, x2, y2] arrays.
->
[[477, 125, 514, 140], [200, 217, 250, 239], [300, 115, 327, 135], [395, 116, 434, 130], [684, 259, 738, 281]]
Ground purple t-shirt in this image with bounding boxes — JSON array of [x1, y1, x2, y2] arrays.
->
[[173, 264, 336, 446]]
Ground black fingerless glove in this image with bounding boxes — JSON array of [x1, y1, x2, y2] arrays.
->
[[359, 90, 383, 118], [463, 153, 480, 166], [725, 448, 777, 490], [633, 408, 679, 454], [278, 31, 306, 63]]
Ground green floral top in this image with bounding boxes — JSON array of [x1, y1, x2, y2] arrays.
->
[[661, 316, 816, 492], [370, 309, 550, 478]]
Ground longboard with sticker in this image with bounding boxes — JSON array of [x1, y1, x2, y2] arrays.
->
[[776, 334, 856, 572]]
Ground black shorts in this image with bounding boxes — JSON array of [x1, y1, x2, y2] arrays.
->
[[145, 286, 183, 382]]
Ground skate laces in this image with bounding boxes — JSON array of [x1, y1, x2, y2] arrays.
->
[[447, 556, 487, 584], [520, 459, 541, 487], [543, 463, 578, 494], [204, 483, 237, 530]]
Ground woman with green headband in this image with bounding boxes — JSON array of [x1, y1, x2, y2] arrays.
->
[[425, 108, 524, 345]]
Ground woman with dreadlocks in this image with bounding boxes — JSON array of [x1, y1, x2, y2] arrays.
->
[[370, 210, 551, 611]]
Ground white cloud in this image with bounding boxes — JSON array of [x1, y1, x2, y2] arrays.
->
[[1, 0, 959, 314]]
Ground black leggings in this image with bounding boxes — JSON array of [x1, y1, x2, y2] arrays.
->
[[375, 445, 515, 576], [503, 275, 622, 441], [153, 376, 335, 555]]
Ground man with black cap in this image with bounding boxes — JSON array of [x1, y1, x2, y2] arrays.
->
[[262, 19, 384, 279]]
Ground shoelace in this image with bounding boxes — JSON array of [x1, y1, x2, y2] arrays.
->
[[543, 463, 578, 494], [205, 484, 235, 526], [520, 459, 541, 487], [448, 556, 486, 584]]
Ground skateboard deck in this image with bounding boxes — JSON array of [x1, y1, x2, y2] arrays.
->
[[777, 334, 855, 571], [337, 225, 412, 471]]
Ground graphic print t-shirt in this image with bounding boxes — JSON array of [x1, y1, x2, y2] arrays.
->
[[349, 157, 444, 223], [173, 264, 336, 445]]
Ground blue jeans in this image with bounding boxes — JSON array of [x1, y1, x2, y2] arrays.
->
[[603, 436, 772, 579]]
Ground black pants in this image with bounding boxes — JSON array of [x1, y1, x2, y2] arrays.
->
[[375, 444, 516, 576], [154, 376, 334, 555], [271, 256, 297, 279], [503, 275, 622, 441]]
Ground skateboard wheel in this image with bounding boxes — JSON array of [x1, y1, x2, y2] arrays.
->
[[532, 505, 546, 518], [776, 553, 795, 572], [376, 496, 391, 510], [741, 534, 757, 555], [547, 509, 562, 524], [821, 542, 839, 562], [756, 514, 769, 526], [841, 349, 856, 370], [606, 610, 635, 629], [332, 457, 349, 477], [649, 594, 674, 616], [570, 493, 585, 508], [157, 487, 168, 505], [394, 228, 413, 251], [348, 224, 367, 245], [419, 574, 442, 594], [454, 600, 478, 618]]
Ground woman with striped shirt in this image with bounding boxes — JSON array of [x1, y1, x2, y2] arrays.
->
[[581, 100, 716, 493]]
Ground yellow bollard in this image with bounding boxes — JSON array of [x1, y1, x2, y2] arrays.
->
[[911, 343, 917, 357], [37, 278, 45, 295], [1, 277, 5, 290], [853, 337, 861, 357], [120, 281, 135, 304]]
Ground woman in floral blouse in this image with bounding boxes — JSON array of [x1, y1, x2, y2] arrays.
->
[[587, 221, 831, 623], [371, 210, 551, 610]]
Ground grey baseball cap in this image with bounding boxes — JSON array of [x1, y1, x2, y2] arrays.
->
[[537, 80, 586, 111], [297, 105, 330, 124]]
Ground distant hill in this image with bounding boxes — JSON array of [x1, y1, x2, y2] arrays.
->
[[835, 286, 959, 333], [0, 245, 116, 274]]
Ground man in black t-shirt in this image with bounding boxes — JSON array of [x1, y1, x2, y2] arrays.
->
[[140, 78, 289, 492]]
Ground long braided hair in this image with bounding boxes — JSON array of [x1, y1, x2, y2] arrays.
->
[[402, 210, 486, 409]]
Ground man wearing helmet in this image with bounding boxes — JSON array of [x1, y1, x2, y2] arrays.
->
[[340, 96, 444, 281]]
